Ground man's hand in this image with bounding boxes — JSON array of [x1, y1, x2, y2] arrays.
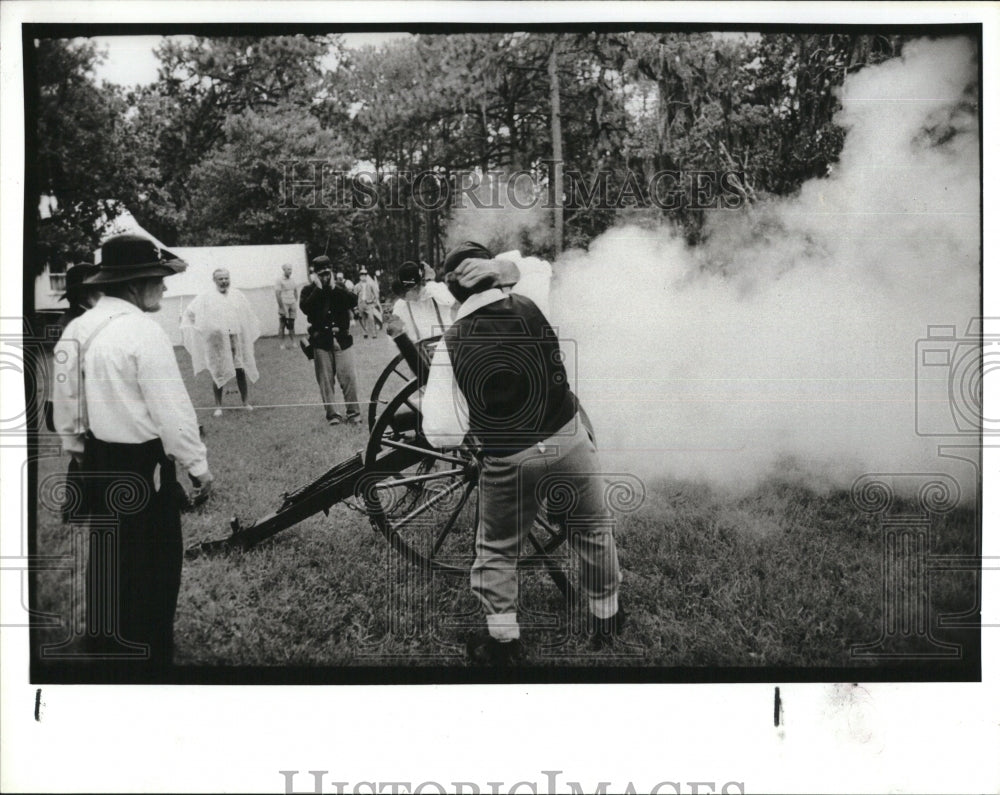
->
[[309, 272, 321, 287], [450, 258, 520, 291], [190, 470, 214, 505], [385, 315, 406, 338]]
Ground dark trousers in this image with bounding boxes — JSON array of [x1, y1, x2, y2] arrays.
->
[[82, 435, 183, 668]]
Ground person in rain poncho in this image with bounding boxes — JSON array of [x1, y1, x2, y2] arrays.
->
[[354, 266, 383, 338], [181, 267, 260, 416]]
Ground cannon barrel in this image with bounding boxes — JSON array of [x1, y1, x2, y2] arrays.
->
[[184, 442, 427, 559]]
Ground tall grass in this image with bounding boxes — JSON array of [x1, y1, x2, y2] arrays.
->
[[31, 335, 978, 671]]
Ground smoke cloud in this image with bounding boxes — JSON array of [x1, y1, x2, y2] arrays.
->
[[445, 173, 553, 256], [549, 37, 980, 497]]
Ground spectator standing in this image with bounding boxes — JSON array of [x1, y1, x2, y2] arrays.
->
[[53, 234, 212, 669], [274, 263, 300, 349], [181, 268, 260, 417], [44, 263, 102, 523], [354, 267, 382, 338]]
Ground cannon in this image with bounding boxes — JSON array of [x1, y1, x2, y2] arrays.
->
[[185, 334, 574, 590]]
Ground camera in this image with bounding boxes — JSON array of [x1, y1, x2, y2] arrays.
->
[[914, 317, 999, 436]]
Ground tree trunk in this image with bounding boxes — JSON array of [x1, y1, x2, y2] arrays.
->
[[548, 39, 564, 255]]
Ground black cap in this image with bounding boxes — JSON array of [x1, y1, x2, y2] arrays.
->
[[391, 261, 425, 297], [397, 261, 422, 288]]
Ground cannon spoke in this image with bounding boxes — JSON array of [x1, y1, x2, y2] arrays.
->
[[365, 373, 567, 576], [376, 468, 465, 489], [431, 479, 477, 558], [390, 477, 467, 532]]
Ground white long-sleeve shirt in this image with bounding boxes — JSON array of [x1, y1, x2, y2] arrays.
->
[[53, 295, 209, 477], [390, 281, 456, 341], [421, 252, 553, 448]]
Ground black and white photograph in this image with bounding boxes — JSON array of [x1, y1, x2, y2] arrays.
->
[[1, 2, 997, 793]]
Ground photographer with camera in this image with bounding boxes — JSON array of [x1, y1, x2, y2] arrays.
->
[[300, 254, 362, 426], [421, 241, 624, 666]]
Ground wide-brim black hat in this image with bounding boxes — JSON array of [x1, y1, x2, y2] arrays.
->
[[86, 234, 187, 285], [60, 263, 100, 299]]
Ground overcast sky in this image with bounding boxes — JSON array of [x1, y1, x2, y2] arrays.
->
[[86, 32, 411, 87]]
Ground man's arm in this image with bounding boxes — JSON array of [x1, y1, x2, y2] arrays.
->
[[299, 283, 320, 313], [334, 283, 358, 310], [420, 340, 470, 448], [425, 280, 456, 307], [136, 324, 209, 478], [451, 253, 551, 315], [502, 252, 553, 318], [52, 329, 85, 461], [275, 280, 284, 311]]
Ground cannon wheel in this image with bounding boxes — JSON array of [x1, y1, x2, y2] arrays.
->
[[367, 335, 441, 432], [362, 378, 569, 576]]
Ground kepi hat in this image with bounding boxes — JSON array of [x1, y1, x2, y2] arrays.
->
[[310, 255, 333, 273], [86, 234, 186, 285]]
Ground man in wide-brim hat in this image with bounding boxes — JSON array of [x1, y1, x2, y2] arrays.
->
[[59, 262, 101, 317], [44, 263, 101, 429], [53, 233, 212, 672], [43, 262, 102, 519]]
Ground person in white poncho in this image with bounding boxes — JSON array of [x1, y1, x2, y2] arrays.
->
[[181, 268, 260, 416]]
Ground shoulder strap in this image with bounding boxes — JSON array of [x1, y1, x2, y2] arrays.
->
[[431, 298, 444, 330], [78, 312, 129, 433], [81, 312, 129, 360], [406, 302, 418, 337]]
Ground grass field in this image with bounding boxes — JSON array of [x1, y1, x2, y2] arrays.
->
[[30, 332, 979, 674]]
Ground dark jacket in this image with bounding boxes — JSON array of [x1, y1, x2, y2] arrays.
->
[[300, 282, 358, 351], [444, 293, 576, 455]]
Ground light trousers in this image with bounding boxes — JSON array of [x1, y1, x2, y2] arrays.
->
[[314, 346, 360, 420], [473, 415, 621, 637]]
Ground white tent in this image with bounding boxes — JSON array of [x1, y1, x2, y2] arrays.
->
[[157, 244, 310, 345], [96, 212, 311, 343], [34, 210, 311, 346]]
